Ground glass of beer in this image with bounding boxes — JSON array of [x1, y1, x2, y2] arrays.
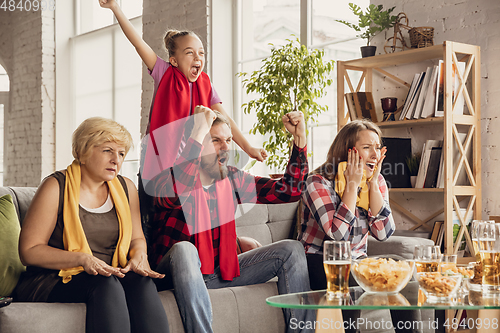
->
[[439, 254, 458, 273], [414, 245, 441, 273], [323, 240, 351, 298], [471, 220, 488, 262], [478, 222, 500, 290]]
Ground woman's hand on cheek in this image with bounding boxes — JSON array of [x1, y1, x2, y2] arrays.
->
[[370, 146, 387, 185], [344, 148, 363, 188]]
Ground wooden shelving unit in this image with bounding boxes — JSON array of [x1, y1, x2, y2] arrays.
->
[[336, 41, 481, 256]]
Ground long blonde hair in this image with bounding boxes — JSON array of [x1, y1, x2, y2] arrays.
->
[[312, 119, 382, 181]]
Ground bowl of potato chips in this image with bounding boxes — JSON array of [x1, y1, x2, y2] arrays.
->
[[351, 255, 415, 294]]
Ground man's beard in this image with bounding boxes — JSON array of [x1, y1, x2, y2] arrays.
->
[[200, 150, 229, 181]]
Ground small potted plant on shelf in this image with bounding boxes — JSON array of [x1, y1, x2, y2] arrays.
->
[[405, 153, 421, 188], [238, 37, 334, 173], [336, 3, 397, 57]]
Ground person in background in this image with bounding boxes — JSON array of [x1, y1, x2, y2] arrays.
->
[[15, 117, 170, 333], [151, 106, 313, 333], [99, 1, 267, 226], [299, 119, 421, 333]]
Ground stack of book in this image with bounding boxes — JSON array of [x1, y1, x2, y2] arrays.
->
[[413, 132, 472, 189], [398, 61, 466, 120], [414, 139, 443, 189]]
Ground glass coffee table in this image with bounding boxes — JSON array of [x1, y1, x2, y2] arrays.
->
[[267, 282, 500, 310], [268, 282, 500, 333]]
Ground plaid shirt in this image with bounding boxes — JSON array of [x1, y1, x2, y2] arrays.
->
[[150, 138, 308, 268], [298, 173, 395, 259]]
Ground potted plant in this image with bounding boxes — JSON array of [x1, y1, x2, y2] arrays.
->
[[238, 37, 334, 172], [405, 153, 421, 187], [336, 3, 397, 57]]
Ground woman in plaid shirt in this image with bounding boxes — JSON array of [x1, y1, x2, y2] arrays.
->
[[299, 119, 421, 333]]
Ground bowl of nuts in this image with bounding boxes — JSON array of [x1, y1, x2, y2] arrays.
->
[[417, 271, 462, 302]]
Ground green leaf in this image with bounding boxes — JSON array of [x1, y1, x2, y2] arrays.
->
[[237, 36, 334, 170]]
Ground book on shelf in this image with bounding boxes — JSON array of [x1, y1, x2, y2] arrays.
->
[[399, 73, 421, 120], [435, 147, 445, 188], [412, 66, 434, 119], [436, 221, 445, 247], [423, 146, 442, 188], [345, 92, 378, 122], [419, 65, 439, 119], [431, 221, 444, 244], [434, 60, 445, 117], [415, 139, 443, 188], [345, 93, 358, 121], [405, 72, 426, 119], [381, 137, 412, 188]]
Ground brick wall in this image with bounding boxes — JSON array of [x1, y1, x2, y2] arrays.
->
[[141, 0, 209, 136], [0, 9, 55, 186], [371, 0, 500, 220]]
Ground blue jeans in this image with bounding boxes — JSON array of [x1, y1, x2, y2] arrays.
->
[[155, 239, 314, 333]]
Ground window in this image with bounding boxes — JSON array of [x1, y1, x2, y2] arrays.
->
[[70, 0, 143, 184], [236, 0, 368, 175]]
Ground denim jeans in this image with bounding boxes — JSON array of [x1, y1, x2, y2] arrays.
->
[[155, 239, 314, 333]]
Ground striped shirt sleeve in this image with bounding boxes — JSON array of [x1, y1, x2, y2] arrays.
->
[[303, 174, 355, 241]]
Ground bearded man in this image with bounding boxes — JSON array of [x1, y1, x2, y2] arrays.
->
[[149, 106, 312, 333]]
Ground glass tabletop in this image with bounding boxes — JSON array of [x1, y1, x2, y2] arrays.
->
[[267, 282, 500, 310]]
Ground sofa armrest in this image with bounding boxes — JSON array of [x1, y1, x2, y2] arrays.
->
[[367, 235, 434, 259]]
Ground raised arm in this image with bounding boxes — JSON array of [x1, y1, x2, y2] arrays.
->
[[99, 0, 157, 71], [154, 106, 216, 209], [233, 111, 308, 204], [211, 103, 268, 162]]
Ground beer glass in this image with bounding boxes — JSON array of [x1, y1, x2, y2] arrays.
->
[[323, 240, 351, 298], [439, 254, 458, 273], [413, 245, 442, 272], [477, 222, 500, 288], [470, 220, 486, 262]]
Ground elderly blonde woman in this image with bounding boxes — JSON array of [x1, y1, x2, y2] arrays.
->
[[14, 117, 170, 333]]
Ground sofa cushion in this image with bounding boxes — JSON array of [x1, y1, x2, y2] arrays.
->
[[0, 194, 26, 296], [367, 235, 434, 259], [0, 303, 86, 333]]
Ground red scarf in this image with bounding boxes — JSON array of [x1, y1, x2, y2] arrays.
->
[[190, 177, 240, 281], [143, 65, 239, 280], [142, 65, 212, 181]]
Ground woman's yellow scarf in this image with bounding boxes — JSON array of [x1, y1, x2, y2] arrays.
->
[[334, 161, 376, 212], [58, 160, 132, 283]]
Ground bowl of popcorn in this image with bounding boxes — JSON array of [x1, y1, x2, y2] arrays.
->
[[417, 271, 462, 302], [351, 255, 415, 294]]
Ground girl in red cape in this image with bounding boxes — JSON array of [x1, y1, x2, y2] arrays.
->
[[100, 0, 267, 183]]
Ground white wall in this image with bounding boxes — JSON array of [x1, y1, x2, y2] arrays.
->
[[371, 0, 500, 222], [0, 9, 55, 186]]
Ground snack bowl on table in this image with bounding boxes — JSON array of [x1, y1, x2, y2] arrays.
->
[[468, 261, 483, 292], [455, 263, 475, 295], [417, 271, 462, 302], [351, 255, 415, 294]]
